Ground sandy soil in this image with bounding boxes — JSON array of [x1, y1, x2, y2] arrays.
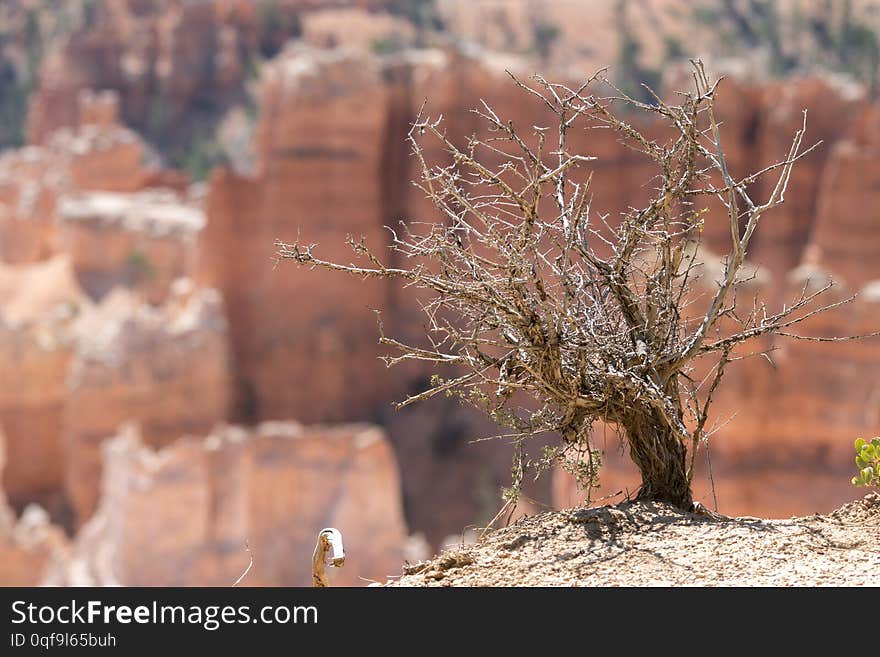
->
[[389, 492, 880, 586]]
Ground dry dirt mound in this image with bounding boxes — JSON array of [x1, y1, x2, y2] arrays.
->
[[390, 493, 880, 586]]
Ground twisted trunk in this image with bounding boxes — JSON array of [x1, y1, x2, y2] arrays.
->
[[625, 412, 693, 509]]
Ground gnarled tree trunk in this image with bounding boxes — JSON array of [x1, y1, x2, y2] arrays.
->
[[625, 413, 692, 509]]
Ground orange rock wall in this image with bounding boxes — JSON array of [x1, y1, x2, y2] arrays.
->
[[0, 257, 86, 511], [200, 46, 394, 424], [56, 190, 204, 303], [64, 286, 232, 526], [0, 425, 68, 586], [25, 0, 380, 146], [65, 422, 406, 586]]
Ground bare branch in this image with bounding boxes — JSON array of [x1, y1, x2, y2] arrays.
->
[[274, 60, 871, 509]]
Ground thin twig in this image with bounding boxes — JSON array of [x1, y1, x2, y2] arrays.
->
[[232, 541, 253, 587]]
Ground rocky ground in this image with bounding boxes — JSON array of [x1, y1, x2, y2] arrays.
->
[[390, 492, 880, 586]]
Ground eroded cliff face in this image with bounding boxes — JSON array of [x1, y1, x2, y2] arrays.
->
[[0, 264, 232, 528], [63, 421, 406, 587], [23, 0, 383, 163], [28, 0, 248, 147], [56, 188, 204, 303], [0, 424, 69, 586], [0, 89, 192, 272], [64, 283, 232, 526], [197, 46, 561, 545], [0, 37, 418, 584], [199, 45, 394, 424], [0, 93, 224, 524], [0, 256, 87, 514]]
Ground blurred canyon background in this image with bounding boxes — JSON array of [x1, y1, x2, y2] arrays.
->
[[1, 0, 880, 586]]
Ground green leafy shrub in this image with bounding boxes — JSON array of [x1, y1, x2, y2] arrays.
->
[[852, 437, 880, 488]]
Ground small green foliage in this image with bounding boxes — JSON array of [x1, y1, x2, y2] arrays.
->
[[532, 22, 560, 60], [244, 55, 263, 82], [170, 130, 226, 182], [0, 7, 45, 149], [852, 437, 880, 488], [560, 446, 602, 493], [0, 76, 30, 148], [125, 248, 155, 286], [64, 301, 81, 318], [146, 94, 171, 134], [663, 35, 684, 60], [386, 0, 443, 31], [256, 0, 302, 58], [687, 0, 880, 95], [615, 0, 663, 105], [371, 33, 408, 55]]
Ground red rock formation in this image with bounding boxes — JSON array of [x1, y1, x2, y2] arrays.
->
[[65, 421, 407, 586], [0, 425, 69, 586], [27, 0, 214, 145], [806, 139, 880, 289], [24, 0, 372, 147], [0, 90, 190, 267], [0, 98, 213, 523], [748, 269, 880, 466], [64, 282, 231, 526], [0, 503, 68, 586], [0, 256, 88, 512], [56, 188, 204, 303], [0, 144, 63, 263], [199, 45, 393, 424], [747, 78, 866, 285]]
